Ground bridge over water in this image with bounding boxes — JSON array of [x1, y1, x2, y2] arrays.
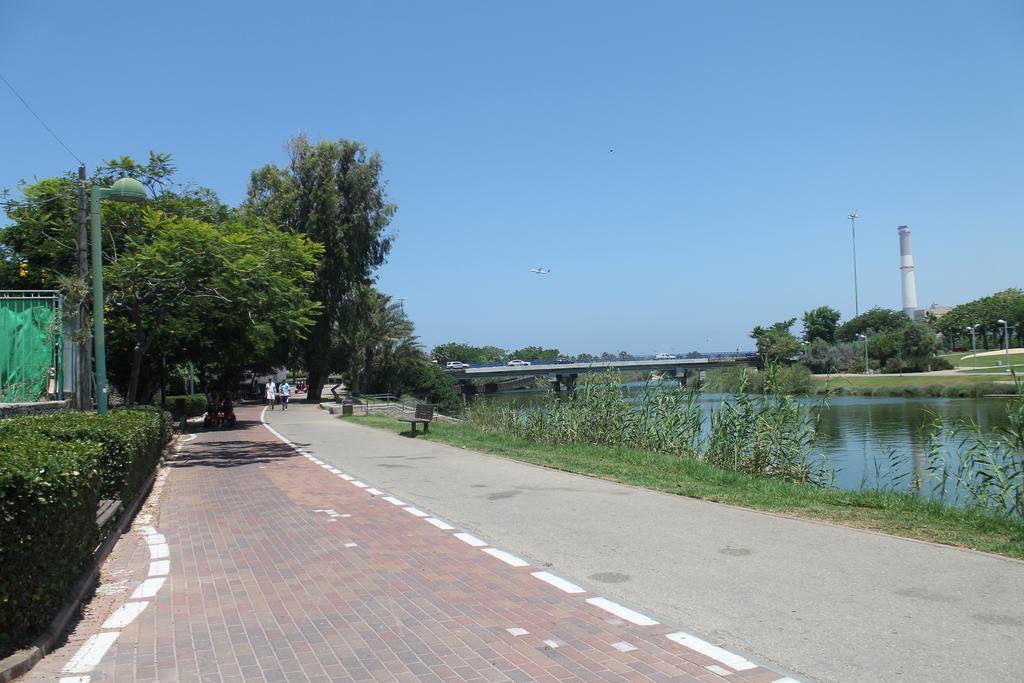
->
[[444, 353, 761, 394]]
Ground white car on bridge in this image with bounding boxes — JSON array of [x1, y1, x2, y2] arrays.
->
[[655, 353, 677, 360], [507, 359, 531, 366], [445, 361, 470, 369]]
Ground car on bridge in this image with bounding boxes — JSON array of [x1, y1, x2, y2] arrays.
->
[[655, 353, 677, 359], [445, 361, 470, 369], [507, 359, 531, 367]]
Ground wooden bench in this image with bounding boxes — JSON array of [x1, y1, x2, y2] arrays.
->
[[95, 499, 122, 528], [397, 404, 436, 435]]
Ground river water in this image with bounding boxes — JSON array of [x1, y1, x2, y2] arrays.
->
[[478, 387, 1015, 503]]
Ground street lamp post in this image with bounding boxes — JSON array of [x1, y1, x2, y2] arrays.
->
[[848, 211, 860, 317], [90, 177, 148, 415], [967, 324, 978, 371], [858, 333, 869, 374], [997, 319, 1011, 373]]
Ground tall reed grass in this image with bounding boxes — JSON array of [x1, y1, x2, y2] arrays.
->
[[863, 373, 1024, 516], [467, 366, 827, 485]]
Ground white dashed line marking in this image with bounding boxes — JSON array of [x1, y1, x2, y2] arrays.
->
[[454, 532, 487, 547], [148, 560, 170, 576], [531, 571, 585, 594], [148, 543, 169, 560], [145, 533, 166, 546], [483, 548, 529, 567], [130, 577, 166, 600], [62, 632, 120, 673], [586, 597, 659, 626], [771, 678, 801, 682], [706, 664, 731, 675], [543, 639, 560, 648], [665, 632, 757, 670], [505, 627, 529, 636], [383, 496, 405, 506], [351, 481, 368, 488], [425, 518, 455, 530], [366, 488, 384, 495], [403, 507, 429, 517], [101, 601, 149, 629], [611, 641, 637, 653], [59, 677, 91, 683], [344, 542, 358, 548], [340, 474, 355, 481]]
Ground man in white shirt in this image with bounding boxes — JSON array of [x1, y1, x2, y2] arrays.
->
[[265, 378, 277, 410]]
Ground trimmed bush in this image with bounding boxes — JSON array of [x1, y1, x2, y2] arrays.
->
[[0, 436, 102, 651], [0, 409, 170, 500], [0, 408, 170, 651], [164, 394, 207, 418]]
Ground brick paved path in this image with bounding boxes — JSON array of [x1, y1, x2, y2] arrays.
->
[[25, 407, 796, 682]]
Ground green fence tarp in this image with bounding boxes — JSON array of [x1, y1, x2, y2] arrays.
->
[[1, 299, 55, 402]]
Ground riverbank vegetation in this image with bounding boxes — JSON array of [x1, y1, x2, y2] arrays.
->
[[706, 366, 1016, 398], [342, 369, 1024, 557], [342, 418, 1024, 560]]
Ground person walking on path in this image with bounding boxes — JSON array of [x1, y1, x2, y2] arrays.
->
[[278, 379, 291, 410], [264, 377, 276, 410]]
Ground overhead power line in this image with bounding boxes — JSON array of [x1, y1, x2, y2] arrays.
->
[[0, 71, 84, 165]]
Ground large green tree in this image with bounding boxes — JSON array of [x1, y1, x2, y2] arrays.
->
[[246, 135, 396, 401], [431, 343, 507, 364], [751, 318, 801, 362], [801, 306, 841, 343], [931, 288, 1024, 351], [2, 153, 322, 404], [105, 209, 321, 403], [509, 346, 560, 361], [336, 286, 423, 395], [836, 307, 909, 342]]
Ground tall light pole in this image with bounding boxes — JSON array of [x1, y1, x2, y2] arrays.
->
[[858, 333, 869, 374], [849, 211, 860, 317], [967, 324, 978, 371], [91, 177, 148, 415], [997, 319, 1011, 373], [396, 297, 407, 317]]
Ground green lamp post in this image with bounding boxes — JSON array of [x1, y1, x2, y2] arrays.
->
[[90, 177, 148, 415]]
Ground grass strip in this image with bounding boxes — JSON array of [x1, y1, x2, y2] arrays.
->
[[342, 414, 1024, 560]]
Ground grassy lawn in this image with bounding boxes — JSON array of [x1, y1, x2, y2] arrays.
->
[[940, 351, 1024, 368], [958, 367, 1024, 375], [815, 374, 1011, 389], [341, 414, 1024, 560]]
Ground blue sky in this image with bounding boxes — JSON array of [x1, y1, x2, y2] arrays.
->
[[2, 1, 1022, 356]]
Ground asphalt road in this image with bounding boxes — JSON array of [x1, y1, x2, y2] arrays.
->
[[267, 403, 1024, 683]]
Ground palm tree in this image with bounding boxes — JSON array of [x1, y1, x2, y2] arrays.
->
[[336, 286, 424, 395]]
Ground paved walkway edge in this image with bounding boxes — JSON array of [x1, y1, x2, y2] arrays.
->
[[0, 436, 178, 683]]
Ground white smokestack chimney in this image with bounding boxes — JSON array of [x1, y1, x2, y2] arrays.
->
[[897, 225, 917, 317]]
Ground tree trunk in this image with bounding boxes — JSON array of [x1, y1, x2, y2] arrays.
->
[[306, 370, 326, 403]]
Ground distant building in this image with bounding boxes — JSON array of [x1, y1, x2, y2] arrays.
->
[[913, 304, 952, 323]]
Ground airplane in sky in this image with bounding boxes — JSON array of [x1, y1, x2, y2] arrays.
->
[[530, 267, 551, 275]]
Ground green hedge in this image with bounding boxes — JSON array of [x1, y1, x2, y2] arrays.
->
[[0, 436, 102, 651], [0, 409, 171, 500], [0, 408, 170, 651], [165, 394, 207, 418]]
